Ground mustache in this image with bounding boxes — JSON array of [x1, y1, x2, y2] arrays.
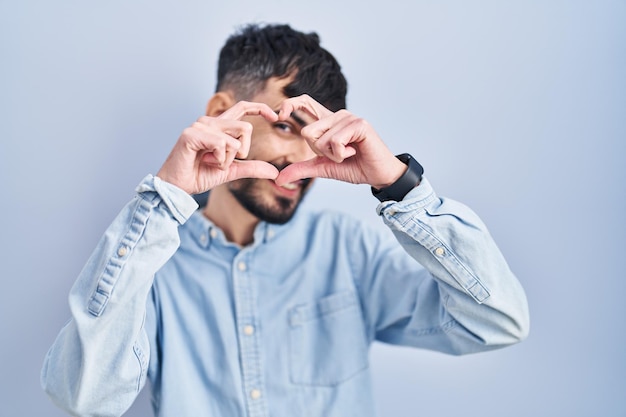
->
[[270, 161, 313, 188]]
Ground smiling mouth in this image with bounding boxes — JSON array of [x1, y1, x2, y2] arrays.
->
[[275, 177, 311, 191], [280, 182, 299, 190]]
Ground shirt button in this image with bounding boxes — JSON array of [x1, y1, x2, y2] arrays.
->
[[210, 229, 218, 239], [200, 234, 207, 243], [238, 262, 247, 271], [243, 325, 255, 335], [117, 246, 128, 257], [388, 209, 397, 216], [267, 229, 274, 239], [434, 247, 445, 256], [250, 389, 262, 400]]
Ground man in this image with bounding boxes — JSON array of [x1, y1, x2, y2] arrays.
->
[[41, 23, 529, 417]]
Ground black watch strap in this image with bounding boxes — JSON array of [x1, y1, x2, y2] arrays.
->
[[371, 153, 423, 202]]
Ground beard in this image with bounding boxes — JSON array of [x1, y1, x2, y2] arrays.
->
[[227, 174, 312, 225]]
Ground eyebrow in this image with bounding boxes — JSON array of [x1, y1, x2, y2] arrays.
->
[[290, 112, 306, 127], [273, 110, 307, 127]]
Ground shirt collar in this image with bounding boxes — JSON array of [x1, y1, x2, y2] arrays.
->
[[186, 209, 297, 249]]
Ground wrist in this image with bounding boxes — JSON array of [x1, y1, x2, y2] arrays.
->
[[371, 157, 408, 190], [371, 153, 423, 202]]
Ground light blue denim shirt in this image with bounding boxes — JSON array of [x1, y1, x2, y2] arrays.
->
[[41, 175, 529, 417]]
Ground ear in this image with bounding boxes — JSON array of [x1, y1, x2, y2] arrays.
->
[[205, 91, 236, 117]]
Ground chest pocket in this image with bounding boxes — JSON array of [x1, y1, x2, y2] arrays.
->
[[288, 290, 369, 386]]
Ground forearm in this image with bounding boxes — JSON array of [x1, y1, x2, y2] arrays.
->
[[377, 178, 529, 351], [41, 175, 198, 417]]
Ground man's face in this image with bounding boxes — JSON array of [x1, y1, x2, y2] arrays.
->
[[227, 77, 317, 224]]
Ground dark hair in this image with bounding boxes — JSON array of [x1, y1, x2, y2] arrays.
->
[[216, 23, 347, 111]]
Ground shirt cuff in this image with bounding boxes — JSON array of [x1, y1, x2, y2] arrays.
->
[[375, 176, 437, 216], [135, 175, 199, 224]]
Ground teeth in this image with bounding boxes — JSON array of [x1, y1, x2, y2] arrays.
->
[[281, 182, 298, 190]]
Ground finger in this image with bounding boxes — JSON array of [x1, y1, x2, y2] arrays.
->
[[194, 132, 242, 168], [227, 160, 280, 182], [308, 136, 357, 164], [219, 101, 278, 122], [200, 147, 225, 166], [301, 109, 353, 141], [199, 150, 221, 166], [329, 141, 357, 162], [293, 111, 349, 158], [274, 157, 333, 186], [193, 118, 252, 159], [221, 147, 239, 171], [303, 111, 359, 162], [277, 94, 334, 122], [223, 122, 252, 158]]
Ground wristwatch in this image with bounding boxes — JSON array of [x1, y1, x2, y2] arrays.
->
[[371, 153, 423, 202]]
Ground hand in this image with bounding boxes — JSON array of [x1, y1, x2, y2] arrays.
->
[[157, 101, 280, 194], [274, 95, 407, 189]]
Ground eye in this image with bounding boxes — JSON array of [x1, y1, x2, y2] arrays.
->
[[274, 122, 294, 134]]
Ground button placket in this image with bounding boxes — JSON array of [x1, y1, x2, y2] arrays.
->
[[232, 252, 267, 417]]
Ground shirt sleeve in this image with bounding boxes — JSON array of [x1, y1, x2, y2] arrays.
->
[[354, 177, 529, 354], [40, 175, 198, 417]]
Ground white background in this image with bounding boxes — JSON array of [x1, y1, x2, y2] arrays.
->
[[1, 1, 624, 416]]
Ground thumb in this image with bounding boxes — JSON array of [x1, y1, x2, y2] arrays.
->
[[275, 157, 332, 186], [228, 160, 280, 181]]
